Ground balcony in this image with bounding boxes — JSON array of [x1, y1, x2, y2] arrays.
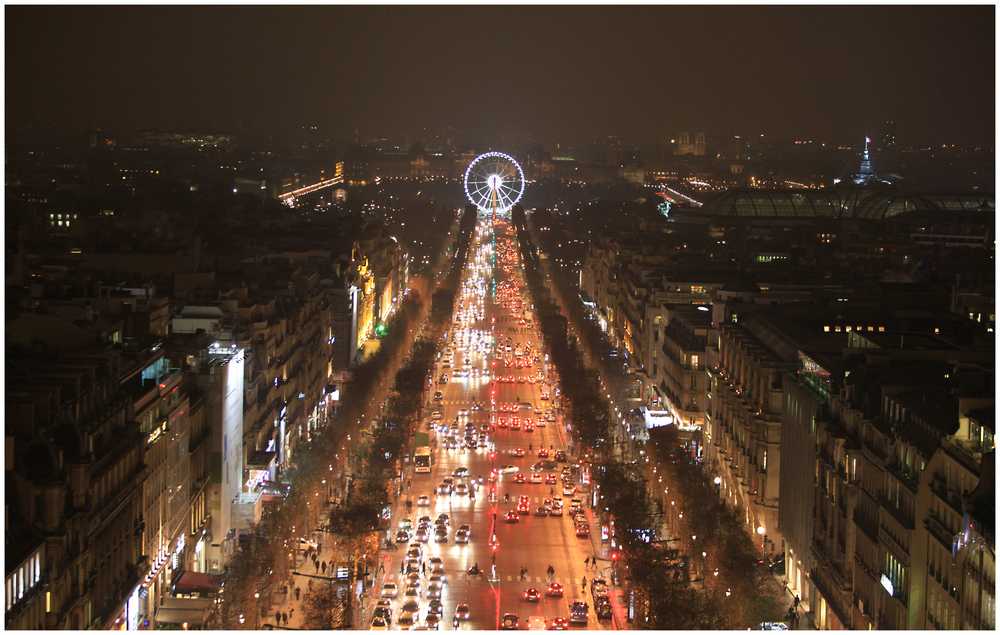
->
[[923, 514, 954, 549]]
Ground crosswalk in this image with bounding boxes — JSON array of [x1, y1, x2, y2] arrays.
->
[[444, 574, 581, 584]]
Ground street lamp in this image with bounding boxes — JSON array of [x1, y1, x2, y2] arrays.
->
[[253, 593, 260, 629]]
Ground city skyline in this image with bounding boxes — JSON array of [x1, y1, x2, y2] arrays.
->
[[5, 4, 995, 148]]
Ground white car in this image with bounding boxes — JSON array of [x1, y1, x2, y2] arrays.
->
[[417, 495, 430, 506], [498, 465, 519, 474], [298, 538, 318, 552], [381, 582, 399, 598]]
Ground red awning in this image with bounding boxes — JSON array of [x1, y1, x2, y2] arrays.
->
[[173, 571, 223, 594]]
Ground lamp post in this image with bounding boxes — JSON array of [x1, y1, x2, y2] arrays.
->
[[253, 593, 260, 629]]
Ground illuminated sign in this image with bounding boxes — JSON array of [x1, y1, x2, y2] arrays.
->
[[880, 574, 894, 596]]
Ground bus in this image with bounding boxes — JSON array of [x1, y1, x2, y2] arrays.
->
[[414, 446, 433, 474]]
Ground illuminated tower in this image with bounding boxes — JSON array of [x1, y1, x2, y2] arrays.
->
[[852, 136, 878, 185]]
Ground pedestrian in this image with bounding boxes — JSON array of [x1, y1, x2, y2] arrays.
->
[[794, 595, 800, 611], [584, 557, 589, 568], [275, 612, 280, 626], [581, 576, 587, 592], [401, 561, 405, 575], [422, 562, 426, 575], [321, 561, 327, 574], [282, 612, 288, 626], [317, 543, 322, 555], [314, 560, 319, 573], [295, 587, 300, 601], [379, 562, 385, 573], [289, 607, 294, 619], [593, 553, 598, 569]]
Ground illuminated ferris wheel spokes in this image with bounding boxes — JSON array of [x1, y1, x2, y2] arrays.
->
[[464, 152, 525, 213]]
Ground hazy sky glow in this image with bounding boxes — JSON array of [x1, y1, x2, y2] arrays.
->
[[5, 4, 995, 147]]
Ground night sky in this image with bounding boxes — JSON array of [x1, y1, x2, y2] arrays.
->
[[5, 4, 995, 147]]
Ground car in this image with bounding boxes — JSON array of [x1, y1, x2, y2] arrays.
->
[[433, 391, 443, 400], [576, 524, 590, 538], [436, 484, 451, 495], [498, 465, 519, 474], [424, 614, 442, 629], [563, 484, 576, 496], [517, 502, 531, 515], [428, 574, 446, 588], [437, 513, 450, 524], [535, 418, 546, 427], [396, 529, 410, 542], [513, 473, 526, 483], [455, 484, 469, 496], [426, 599, 444, 615], [459, 523, 472, 535], [500, 613, 519, 630], [454, 604, 470, 620], [510, 447, 525, 457], [569, 602, 589, 624], [397, 611, 416, 627], [549, 504, 563, 516], [374, 605, 392, 621], [417, 495, 430, 506], [549, 616, 570, 630], [505, 510, 520, 523], [425, 585, 442, 599], [370, 616, 389, 630], [455, 529, 469, 543], [545, 474, 557, 484], [534, 505, 549, 516], [591, 578, 609, 598], [381, 582, 398, 598], [530, 473, 543, 484], [537, 448, 549, 458], [453, 466, 470, 477], [535, 406, 543, 414], [522, 587, 542, 602], [546, 582, 564, 597], [298, 538, 318, 552], [554, 450, 567, 462], [595, 597, 613, 619], [429, 556, 445, 574], [402, 599, 420, 614], [458, 408, 469, 417], [415, 528, 429, 542], [406, 572, 422, 586]]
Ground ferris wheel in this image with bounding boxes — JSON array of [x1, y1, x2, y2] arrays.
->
[[464, 152, 525, 213]]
